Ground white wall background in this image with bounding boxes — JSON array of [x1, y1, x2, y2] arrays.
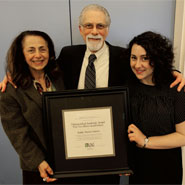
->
[[0, 0, 177, 184]]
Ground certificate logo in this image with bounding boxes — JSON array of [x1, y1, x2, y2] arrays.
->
[[85, 143, 95, 148]]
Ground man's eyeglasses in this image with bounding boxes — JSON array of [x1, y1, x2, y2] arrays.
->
[[81, 23, 108, 30]]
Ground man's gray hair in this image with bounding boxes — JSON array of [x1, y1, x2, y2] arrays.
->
[[79, 4, 111, 27]]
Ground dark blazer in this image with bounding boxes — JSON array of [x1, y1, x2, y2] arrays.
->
[[57, 42, 131, 89], [0, 74, 64, 171]]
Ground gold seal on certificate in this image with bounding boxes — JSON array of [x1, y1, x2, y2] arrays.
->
[[43, 87, 133, 178]]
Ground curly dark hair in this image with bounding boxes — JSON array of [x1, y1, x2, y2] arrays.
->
[[6, 30, 60, 89], [127, 31, 175, 86]]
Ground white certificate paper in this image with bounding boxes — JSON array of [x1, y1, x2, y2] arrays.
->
[[62, 107, 115, 159]]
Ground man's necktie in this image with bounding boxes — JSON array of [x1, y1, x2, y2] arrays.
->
[[85, 54, 96, 89]]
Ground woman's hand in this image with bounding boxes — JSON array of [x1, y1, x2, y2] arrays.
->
[[38, 160, 57, 183], [128, 124, 146, 148], [170, 71, 185, 92]]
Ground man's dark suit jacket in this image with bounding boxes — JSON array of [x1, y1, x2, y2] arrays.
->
[[56, 42, 131, 184], [0, 74, 64, 171], [57, 42, 131, 90]]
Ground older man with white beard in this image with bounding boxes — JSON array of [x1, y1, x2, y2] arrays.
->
[[58, 4, 130, 92], [56, 4, 130, 184]]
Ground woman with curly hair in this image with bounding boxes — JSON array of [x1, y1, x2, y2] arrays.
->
[[127, 31, 185, 184]]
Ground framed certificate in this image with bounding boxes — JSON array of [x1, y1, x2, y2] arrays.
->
[[42, 86, 132, 178]]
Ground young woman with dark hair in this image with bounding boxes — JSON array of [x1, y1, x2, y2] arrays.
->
[[127, 31, 185, 184]]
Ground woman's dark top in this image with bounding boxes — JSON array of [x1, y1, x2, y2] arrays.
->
[[128, 81, 185, 184]]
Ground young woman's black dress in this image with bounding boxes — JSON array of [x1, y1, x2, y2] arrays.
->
[[128, 82, 185, 184]]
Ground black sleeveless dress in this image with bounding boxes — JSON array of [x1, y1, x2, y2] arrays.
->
[[128, 82, 185, 184]]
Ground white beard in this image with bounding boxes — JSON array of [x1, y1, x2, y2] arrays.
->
[[86, 34, 104, 52]]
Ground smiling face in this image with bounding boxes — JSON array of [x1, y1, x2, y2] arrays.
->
[[22, 35, 49, 76], [130, 44, 154, 85], [79, 9, 109, 52]]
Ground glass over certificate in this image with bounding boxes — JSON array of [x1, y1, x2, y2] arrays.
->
[[62, 107, 115, 159]]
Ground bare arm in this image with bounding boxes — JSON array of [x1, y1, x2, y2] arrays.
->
[[128, 121, 185, 149], [170, 71, 185, 92]]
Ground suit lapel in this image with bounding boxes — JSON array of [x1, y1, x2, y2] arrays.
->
[[52, 74, 65, 91], [71, 46, 86, 89], [23, 85, 42, 109], [108, 43, 116, 87], [107, 42, 126, 87]]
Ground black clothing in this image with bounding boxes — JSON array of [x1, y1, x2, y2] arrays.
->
[[129, 82, 185, 184]]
